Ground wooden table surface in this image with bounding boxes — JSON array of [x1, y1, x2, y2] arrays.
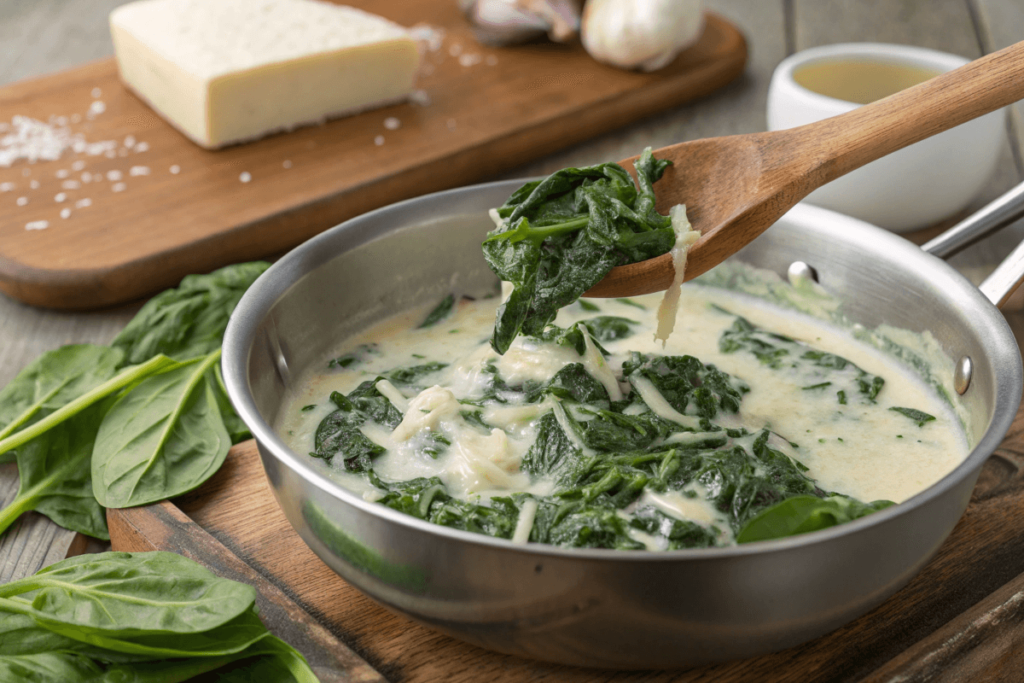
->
[[3, 0, 1024, 664]]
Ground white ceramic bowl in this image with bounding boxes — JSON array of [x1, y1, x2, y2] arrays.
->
[[767, 43, 1006, 233]]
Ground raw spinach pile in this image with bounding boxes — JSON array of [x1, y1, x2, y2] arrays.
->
[[0, 262, 269, 539], [482, 148, 677, 354], [0, 551, 318, 682]]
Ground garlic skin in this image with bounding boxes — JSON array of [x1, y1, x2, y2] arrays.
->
[[460, 0, 583, 47], [581, 0, 705, 72]]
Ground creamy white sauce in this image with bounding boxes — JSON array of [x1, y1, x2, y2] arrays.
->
[[276, 285, 968, 545]]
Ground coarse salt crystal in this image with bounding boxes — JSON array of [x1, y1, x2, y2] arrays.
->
[[135, 142, 150, 153], [282, 160, 292, 169], [89, 101, 106, 116], [384, 117, 401, 130], [29, 180, 39, 189], [71, 160, 86, 171], [0, 182, 14, 192], [112, 182, 127, 192], [55, 193, 67, 202], [25, 220, 48, 230], [124, 135, 136, 148], [410, 24, 446, 53], [60, 208, 71, 219], [129, 166, 150, 176], [62, 180, 80, 190], [81, 173, 92, 183], [56, 169, 69, 178], [76, 198, 92, 209], [91, 87, 102, 99], [459, 53, 482, 67], [55, 116, 68, 126], [169, 165, 181, 174], [107, 170, 123, 181], [409, 90, 431, 107], [374, 135, 385, 146], [16, 196, 28, 206], [239, 172, 252, 183]]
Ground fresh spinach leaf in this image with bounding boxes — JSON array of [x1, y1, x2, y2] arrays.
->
[[483, 148, 676, 354], [736, 495, 894, 543], [0, 552, 256, 637], [889, 406, 936, 427], [91, 351, 231, 508], [0, 402, 110, 539], [111, 262, 270, 366], [418, 294, 455, 328], [0, 652, 102, 682], [0, 345, 123, 464]]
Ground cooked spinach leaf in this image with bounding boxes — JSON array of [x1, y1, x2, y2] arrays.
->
[[419, 294, 456, 328], [581, 316, 639, 342], [622, 352, 748, 422], [385, 361, 448, 387], [483, 148, 676, 354], [889, 406, 936, 427], [312, 380, 402, 472], [718, 312, 885, 405], [328, 343, 379, 369]]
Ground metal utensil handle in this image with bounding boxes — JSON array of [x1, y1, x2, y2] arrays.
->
[[979, 240, 1024, 308], [922, 180, 1024, 259]]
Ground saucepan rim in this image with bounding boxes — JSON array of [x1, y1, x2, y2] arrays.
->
[[222, 179, 1022, 562]]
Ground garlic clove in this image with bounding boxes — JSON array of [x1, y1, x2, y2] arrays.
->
[[461, 0, 582, 47], [581, 0, 705, 72]]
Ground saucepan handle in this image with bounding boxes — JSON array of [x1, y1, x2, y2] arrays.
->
[[918, 180, 1024, 309]]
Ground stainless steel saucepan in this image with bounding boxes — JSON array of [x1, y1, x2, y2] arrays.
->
[[222, 181, 1024, 669]]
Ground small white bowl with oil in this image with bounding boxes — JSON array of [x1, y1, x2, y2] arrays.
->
[[768, 43, 1006, 233]]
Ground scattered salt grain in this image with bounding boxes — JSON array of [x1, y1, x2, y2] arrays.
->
[[107, 170, 123, 181], [135, 142, 149, 153], [81, 173, 92, 183], [169, 165, 180, 174], [0, 182, 14, 192], [124, 135, 136, 148], [60, 208, 71, 219], [88, 101, 106, 116], [91, 87, 102, 99], [409, 90, 431, 107], [25, 220, 48, 231], [129, 166, 150, 177], [239, 172, 252, 183], [71, 160, 86, 171], [62, 180, 81, 190], [29, 180, 39, 189], [459, 53, 482, 67], [112, 182, 126, 192], [0, 115, 119, 167], [56, 169, 69, 178], [410, 24, 445, 53], [282, 160, 292, 169], [16, 196, 27, 206], [21, 168, 30, 177], [55, 116, 68, 127], [54, 193, 67, 203], [384, 117, 401, 130], [374, 135, 385, 146], [76, 198, 92, 209]]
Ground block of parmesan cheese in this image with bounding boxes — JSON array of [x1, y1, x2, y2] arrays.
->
[[109, 0, 420, 149]]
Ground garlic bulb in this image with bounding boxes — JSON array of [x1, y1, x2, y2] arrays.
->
[[581, 0, 705, 72], [460, 0, 583, 46]]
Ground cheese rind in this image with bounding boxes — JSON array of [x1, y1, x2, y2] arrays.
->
[[110, 0, 420, 149]]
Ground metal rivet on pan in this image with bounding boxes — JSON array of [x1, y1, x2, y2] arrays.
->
[[954, 356, 973, 395], [787, 261, 819, 286]]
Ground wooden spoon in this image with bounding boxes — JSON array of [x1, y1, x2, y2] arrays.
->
[[584, 40, 1024, 298]]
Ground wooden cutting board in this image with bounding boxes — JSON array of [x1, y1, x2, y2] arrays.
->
[[108, 405, 1024, 683], [0, 6, 745, 311]]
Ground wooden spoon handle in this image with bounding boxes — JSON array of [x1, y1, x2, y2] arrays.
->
[[798, 40, 1024, 185]]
